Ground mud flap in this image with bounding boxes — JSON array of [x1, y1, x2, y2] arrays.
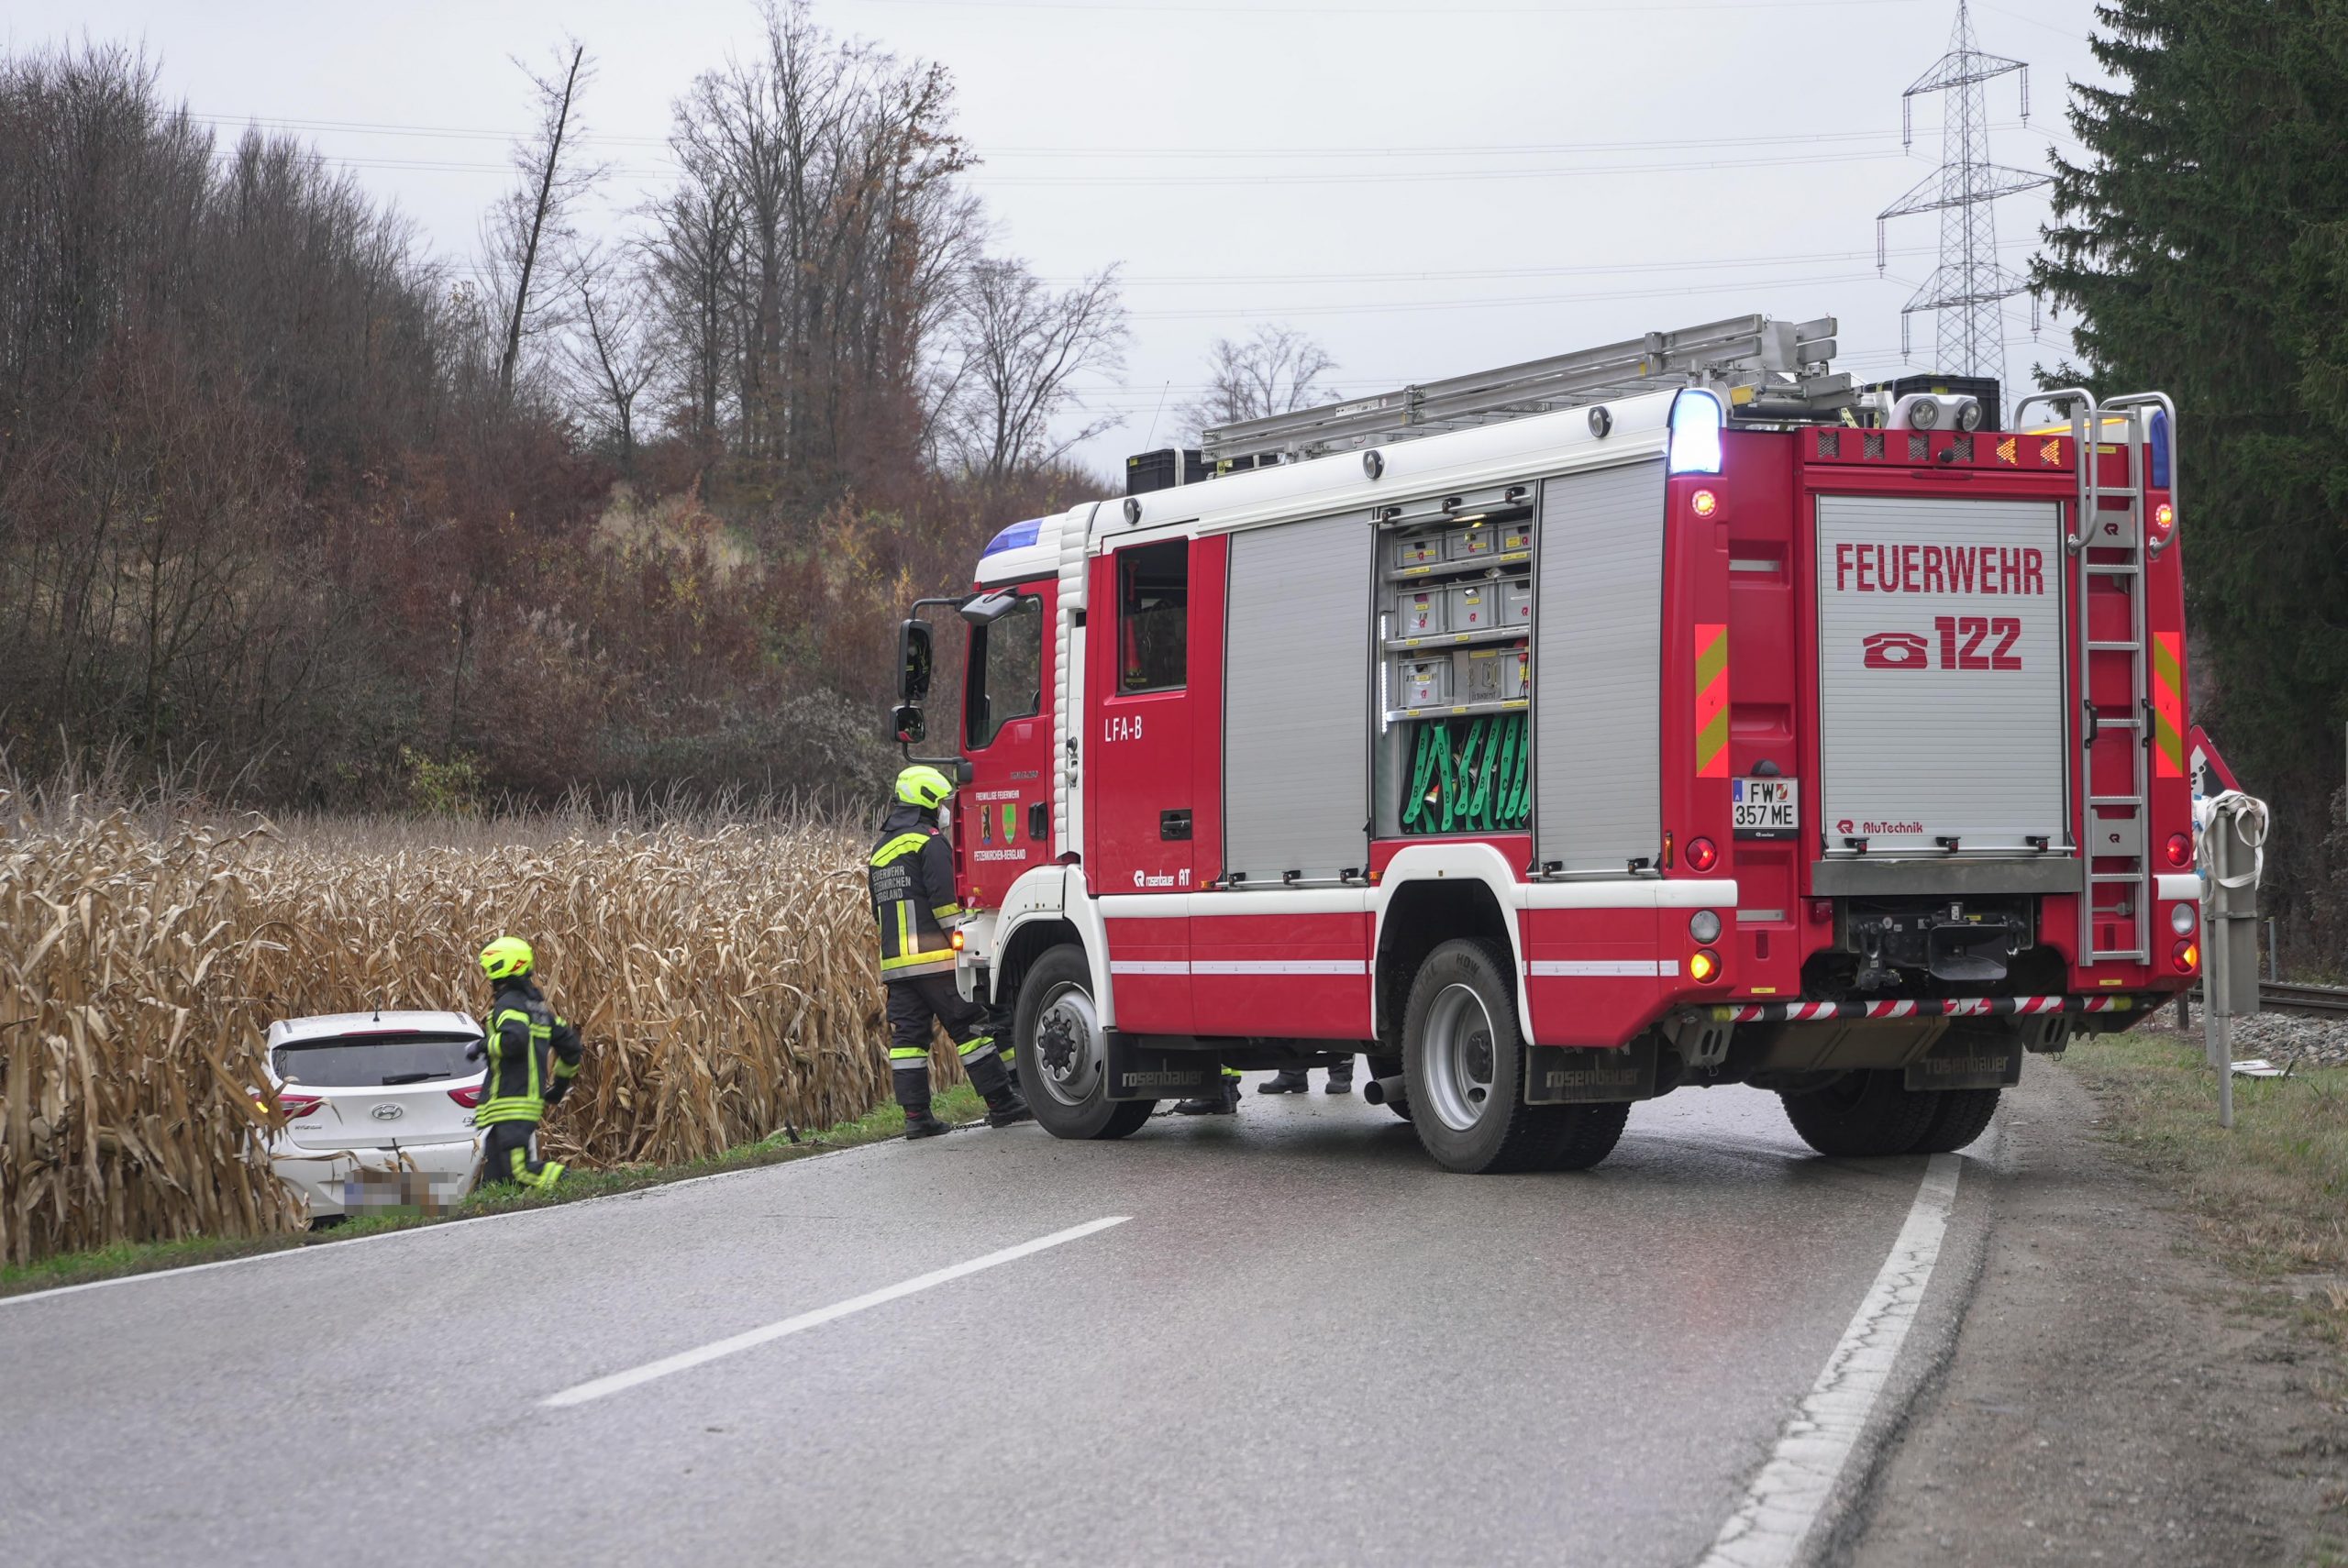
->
[[1525, 1036, 1656, 1104], [1103, 1032, 1225, 1101], [1903, 1030, 2023, 1091]]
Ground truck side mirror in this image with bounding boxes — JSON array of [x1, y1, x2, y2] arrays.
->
[[892, 704, 926, 745], [897, 619, 934, 704]]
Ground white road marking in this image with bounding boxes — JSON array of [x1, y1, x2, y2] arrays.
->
[[1696, 1152, 1964, 1568], [541, 1216, 1132, 1408]]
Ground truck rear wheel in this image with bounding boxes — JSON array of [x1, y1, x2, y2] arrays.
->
[[1013, 945, 1153, 1142], [1778, 1069, 1938, 1157], [1913, 1087, 2000, 1154], [1403, 940, 1616, 1174]]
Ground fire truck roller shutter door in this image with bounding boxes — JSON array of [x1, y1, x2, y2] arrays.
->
[[1223, 510, 1376, 883], [1534, 458, 1667, 873]]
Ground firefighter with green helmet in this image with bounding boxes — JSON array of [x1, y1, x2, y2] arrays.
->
[[471, 936, 582, 1190], [870, 765, 1031, 1139]]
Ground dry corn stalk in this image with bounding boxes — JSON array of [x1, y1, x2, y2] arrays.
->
[[0, 803, 941, 1265]]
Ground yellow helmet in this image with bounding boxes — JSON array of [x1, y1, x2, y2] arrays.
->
[[479, 936, 535, 981], [895, 764, 956, 811]]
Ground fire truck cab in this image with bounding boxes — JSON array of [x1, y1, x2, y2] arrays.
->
[[892, 315, 2195, 1174]]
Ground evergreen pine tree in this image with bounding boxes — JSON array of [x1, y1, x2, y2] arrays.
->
[[2035, 0, 2348, 940]]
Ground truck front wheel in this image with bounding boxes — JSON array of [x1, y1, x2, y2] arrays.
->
[[1778, 1070, 1939, 1157], [1402, 939, 1624, 1174], [1013, 944, 1154, 1141]]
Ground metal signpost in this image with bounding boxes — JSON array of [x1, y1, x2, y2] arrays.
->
[[2200, 793, 2266, 1128]]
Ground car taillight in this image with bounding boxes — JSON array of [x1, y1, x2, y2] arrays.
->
[[269, 1093, 324, 1121], [2173, 938, 2199, 973], [2165, 833, 2192, 867], [448, 1085, 483, 1110], [1685, 837, 1720, 873]]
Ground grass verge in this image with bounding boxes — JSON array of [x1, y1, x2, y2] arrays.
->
[[0, 1085, 987, 1300], [2066, 1030, 2348, 1351]]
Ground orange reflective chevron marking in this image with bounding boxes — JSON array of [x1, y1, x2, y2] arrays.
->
[[1695, 623, 1729, 778], [2040, 437, 2062, 466], [2152, 631, 2185, 778], [1996, 436, 2018, 466]]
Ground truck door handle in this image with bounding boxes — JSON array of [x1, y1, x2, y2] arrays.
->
[[1160, 810, 1192, 842], [1029, 801, 1048, 841]]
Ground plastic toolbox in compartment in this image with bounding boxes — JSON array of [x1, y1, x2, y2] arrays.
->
[[1392, 534, 1444, 569], [1398, 657, 1447, 707], [1396, 589, 1446, 637], [1497, 520, 1534, 554], [1500, 644, 1531, 700], [1445, 524, 1496, 561], [1499, 578, 1534, 627], [1453, 646, 1509, 704], [1449, 581, 1498, 633]]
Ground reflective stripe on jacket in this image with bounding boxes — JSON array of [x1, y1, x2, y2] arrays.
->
[[869, 805, 959, 981]]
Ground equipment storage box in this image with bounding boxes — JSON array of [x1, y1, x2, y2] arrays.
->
[[1446, 524, 1496, 560], [1392, 534, 1444, 569], [1399, 658, 1447, 708], [1397, 590, 1446, 637], [1501, 645, 1531, 700], [1497, 520, 1534, 555], [1500, 578, 1534, 626], [1450, 582, 1497, 633], [1454, 646, 1507, 704], [1124, 447, 1208, 495]]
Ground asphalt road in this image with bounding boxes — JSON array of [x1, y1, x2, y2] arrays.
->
[[0, 1078, 1991, 1568]]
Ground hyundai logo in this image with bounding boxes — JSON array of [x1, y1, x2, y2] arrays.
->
[[370, 1103, 404, 1121]]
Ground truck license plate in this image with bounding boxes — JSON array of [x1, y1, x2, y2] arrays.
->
[[1733, 778, 1799, 840]]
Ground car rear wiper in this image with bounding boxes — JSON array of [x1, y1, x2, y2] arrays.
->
[[379, 1071, 452, 1086]]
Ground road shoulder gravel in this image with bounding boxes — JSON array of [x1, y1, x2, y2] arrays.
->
[[1839, 1059, 2348, 1567]]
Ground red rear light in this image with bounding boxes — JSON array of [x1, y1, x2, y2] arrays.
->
[[269, 1092, 324, 1121], [448, 1085, 483, 1110], [2165, 834, 2192, 867], [1685, 837, 1720, 873], [2173, 938, 2199, 973], [1809, 900, 1834, 924]]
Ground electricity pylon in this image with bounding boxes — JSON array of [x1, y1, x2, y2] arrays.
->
[[1877, 0, 2050, 383]]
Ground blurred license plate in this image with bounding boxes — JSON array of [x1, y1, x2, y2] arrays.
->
[[1733, 778, 1799, 839]]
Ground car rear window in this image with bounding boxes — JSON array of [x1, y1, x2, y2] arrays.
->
[[273, 1032, 481, 1087]]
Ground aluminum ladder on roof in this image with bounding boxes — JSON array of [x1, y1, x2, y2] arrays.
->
[[1199, 314, 1848, 464], [2052, 391, 2178, 966]]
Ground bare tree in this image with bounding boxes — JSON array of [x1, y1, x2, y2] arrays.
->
[[947, 259, 1127, 480], [1178, 323, 1339, 439], [568, 245, 663, 472], [485, 40, 605, 406]]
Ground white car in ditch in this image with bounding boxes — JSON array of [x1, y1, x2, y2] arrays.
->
[[262, 1010, 486, 1221]]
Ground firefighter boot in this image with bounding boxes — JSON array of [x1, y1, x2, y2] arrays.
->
[[903, 1106, 952, 1140], [1325, 1057, 1356, 1095], [985, 1087, 1034, 1129], [1256, 1067, 1312, 1095], [1174, 1077, 1241, 1116]]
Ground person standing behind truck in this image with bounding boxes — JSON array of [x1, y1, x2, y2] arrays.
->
[[870, 766, 1033, 1140], [472, 936, 581, 1191]]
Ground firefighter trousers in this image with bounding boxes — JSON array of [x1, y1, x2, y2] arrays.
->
[[886, 974, 1015, 1110], [481, 1121, 564, 1192]]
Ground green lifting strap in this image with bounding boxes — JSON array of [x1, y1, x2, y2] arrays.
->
[[1466, 717, 1497, 830], [1489, 715, 1517, 831], [1504, 713, 1528, 829], [1403, 721, 1441, 831], [1437, 721, 1463, 833], [1513, 713, 1534, 826]]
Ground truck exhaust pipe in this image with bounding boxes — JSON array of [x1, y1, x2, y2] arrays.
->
[[1361, 1074, 1407, 1106]]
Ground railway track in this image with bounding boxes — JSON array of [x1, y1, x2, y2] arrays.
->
[[2258, 980, 2348, 1019]]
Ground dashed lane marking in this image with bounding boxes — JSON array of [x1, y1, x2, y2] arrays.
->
[[541, 1215, 1133, 1408], [1697, 1152, 1964, 1568]]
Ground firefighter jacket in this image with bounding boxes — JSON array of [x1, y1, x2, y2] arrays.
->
[[479, 977, 582, 1127], [869, 803, 961, 982]]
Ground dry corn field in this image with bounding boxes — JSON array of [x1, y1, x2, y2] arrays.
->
[[0, 797, 930, 1265]]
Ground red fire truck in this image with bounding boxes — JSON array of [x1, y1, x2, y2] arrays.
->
[[890, 315, 2196, 1174]]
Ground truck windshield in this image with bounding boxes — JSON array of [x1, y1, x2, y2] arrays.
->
[[967, 593, 1043, 748], [274, 1032, 481, 1087]]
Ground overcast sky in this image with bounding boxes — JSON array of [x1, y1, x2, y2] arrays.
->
[[4, 0, 2110, 477]]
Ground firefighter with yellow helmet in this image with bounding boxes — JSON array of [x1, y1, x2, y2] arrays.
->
[[870, 765, 1031, 1138], [471, 936, 582, 1190]]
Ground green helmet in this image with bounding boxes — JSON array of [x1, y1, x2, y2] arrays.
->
[[479, 936, 535, 982], [895, 764, 956, 811]]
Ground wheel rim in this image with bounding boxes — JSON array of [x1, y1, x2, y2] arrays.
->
[[1032, 981, 1104, 1109], [1422, 982, 1498, 1132]]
